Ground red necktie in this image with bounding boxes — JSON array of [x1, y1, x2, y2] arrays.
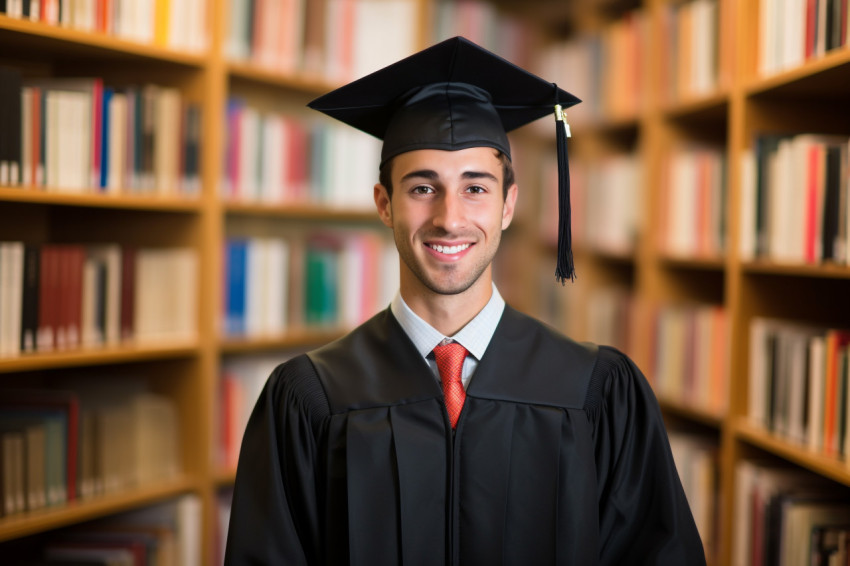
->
[[433, 342, 468, 428]]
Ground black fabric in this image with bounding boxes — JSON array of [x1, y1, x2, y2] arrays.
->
[[307, 36, 580, 166], [224, 307, 706, 566]]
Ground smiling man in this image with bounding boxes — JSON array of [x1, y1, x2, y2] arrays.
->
[[378, 147, 517, 333], [224, 37, 706, 566]]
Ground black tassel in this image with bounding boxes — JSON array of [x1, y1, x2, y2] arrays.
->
[[554, 101, 575, 284]]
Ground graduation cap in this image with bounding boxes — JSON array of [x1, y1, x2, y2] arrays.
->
[[308, 36, 582, 283]]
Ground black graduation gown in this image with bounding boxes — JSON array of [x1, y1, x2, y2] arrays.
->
[[224, 306, 706, 566]]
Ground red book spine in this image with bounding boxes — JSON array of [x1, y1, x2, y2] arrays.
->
[[91, 79, 103, 190], [220, 375, 234, 469], [822, 330, 850, 455], [65, 245, 84, 349], [253, 0, 265, 62], [804, 143, 821, 263], [807, 0, 817, 58], [38, 245, 58, 352]]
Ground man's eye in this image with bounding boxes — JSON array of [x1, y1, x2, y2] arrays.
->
[[467, 185, 486, 194], [412, 185, 434, 194]]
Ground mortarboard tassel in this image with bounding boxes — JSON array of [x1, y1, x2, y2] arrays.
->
[[554, 90, 576, 284]]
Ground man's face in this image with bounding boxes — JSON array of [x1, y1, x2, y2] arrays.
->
[[374, 147, 518, 299]]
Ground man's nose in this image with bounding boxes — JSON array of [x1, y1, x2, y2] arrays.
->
[[432, 191, 465, 231]]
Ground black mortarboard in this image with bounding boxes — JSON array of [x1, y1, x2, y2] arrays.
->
[[308, 36, 582, 283]]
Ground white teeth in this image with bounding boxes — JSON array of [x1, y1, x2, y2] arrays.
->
[[431, 243, 470, 254]]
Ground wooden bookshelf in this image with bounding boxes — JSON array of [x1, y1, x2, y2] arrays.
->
[[226, 61, 337, 95], [0, 476, 197, 543], [658, 398, 725, 429], [0, 1, 218, 561], [527, 0, 850, 564], [218, 329, 348, 354], [2, 0, 850, 563], [0, 187, 202, 212], [223, 201, 379, 222], [0, 342, 200, 374], [0, 15, 207, 66], [734, 419, 850, 488]]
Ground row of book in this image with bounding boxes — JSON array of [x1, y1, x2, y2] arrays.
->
[[222, 232, 398, 337], [3, 495, 201, 565], [650, 303, 729, 415], [0, 0, 207, 53], [0, 385, 180, 518], [598, 10, 648, 121], [0, 242, 197, 358], [547, 284, 730, 416], [0, 69, 202, 196], [733, 460, 850, 566], [584, 286, 635, 356], [740, 134, 850, 265], [218, 354, 285, 471], [222, 100, 378, 209], [659, 146, 727, 258], [759, 0, 849, 76], [538, 37, 603, 128], [749, 318, 850, 458], [226, 0, 417, 83], [430, 0, 532, 67], [659, 0, 726, 102], [559, 154, 643, 256], [668, 432, 718, 563]]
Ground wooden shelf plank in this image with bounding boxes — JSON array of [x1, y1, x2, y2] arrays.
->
[[734, 419, 850, 487], [660, 89, 730, 121], [0, 187, 202, 212], [214, 469, 237, 487], [0, 341, 200, 374], [742, 260, 850, 280], [0, 15, 207, 66], [227, 61, 338, 94], [223, 201, 378, 222], [658, 397, 725, 428], [0, 476, 197, 542], [744, 47, 850, 98], [577, 115, 640, 137], [658, 254, 726, 271], [219, 330, 346, 353]]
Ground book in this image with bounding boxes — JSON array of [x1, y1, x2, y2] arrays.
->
[[749, 133, 850, 265], [0, 67, 23, 186], [0, 242, 24, 357]]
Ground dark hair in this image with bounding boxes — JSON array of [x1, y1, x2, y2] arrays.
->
[[379, 149, 515, 199]]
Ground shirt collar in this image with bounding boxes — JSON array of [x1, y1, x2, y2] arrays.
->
[[390, 283, 505, 361]]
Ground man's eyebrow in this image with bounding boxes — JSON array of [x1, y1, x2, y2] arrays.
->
[[400, 169, 439, 183], [399, 169, 498, 183], [461, 170, 498, 183]]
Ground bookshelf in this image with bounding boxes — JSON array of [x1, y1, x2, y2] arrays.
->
[[527, 0, 850, 564], [1, 0, 850, 564]]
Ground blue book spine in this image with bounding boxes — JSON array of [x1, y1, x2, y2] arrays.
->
[[225, 240, 247, 336], [99, 87, 113, 190]]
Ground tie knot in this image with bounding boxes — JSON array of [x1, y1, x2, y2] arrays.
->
[[432, 342, 468, 382]]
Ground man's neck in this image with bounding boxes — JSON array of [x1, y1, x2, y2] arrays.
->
[[400, 278, 493, 337]]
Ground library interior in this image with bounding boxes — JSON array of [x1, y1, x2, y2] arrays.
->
[[1, 0, 850, 564]]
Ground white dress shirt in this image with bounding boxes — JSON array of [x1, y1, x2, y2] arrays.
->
[[389, 284, 505, 390]]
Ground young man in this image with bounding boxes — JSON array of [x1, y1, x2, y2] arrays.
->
[[225, 37, 706, 566]]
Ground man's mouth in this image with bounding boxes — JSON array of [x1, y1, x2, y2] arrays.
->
[[426, 243, 472, 255]]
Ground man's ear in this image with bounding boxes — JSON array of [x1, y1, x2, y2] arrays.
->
[[374, 183, 393, 228], [501, 183, 518, 230]]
